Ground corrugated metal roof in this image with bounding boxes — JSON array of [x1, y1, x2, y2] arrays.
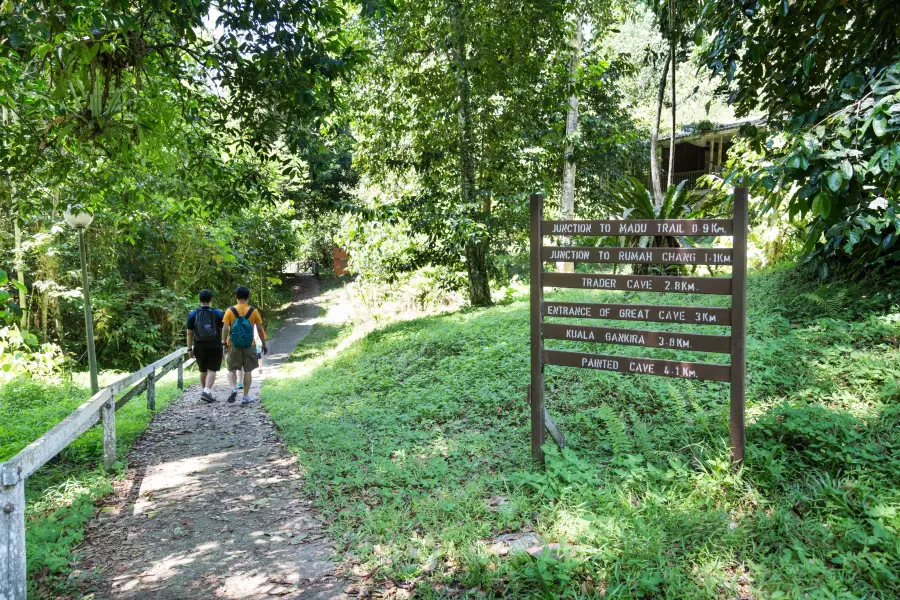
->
[[661, 115, 767, 145]]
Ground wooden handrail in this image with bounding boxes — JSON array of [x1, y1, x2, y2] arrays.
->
[[0, 346, 190, 600]]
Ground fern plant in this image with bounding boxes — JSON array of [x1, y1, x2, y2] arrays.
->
[[597, 404, 633, 458], [627, 407, 654, 455], [606, 177, 724, 274], [800, 284, 850, 318]]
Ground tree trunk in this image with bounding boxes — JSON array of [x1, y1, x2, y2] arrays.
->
[[558, 14, 582, 274], [13, 189, 27, 331], [449, 0, 491, 306], [650, 58, 670, 209], [667, 39, 676, 189], [40, 290, 49, 341]]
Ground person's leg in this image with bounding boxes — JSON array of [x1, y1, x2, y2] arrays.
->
[[239, 349, 259, 404], [197, 348, 218, 402], [205, 370, 217, 389], [226, 346, 241, 403], [226, 369, 239, 402]]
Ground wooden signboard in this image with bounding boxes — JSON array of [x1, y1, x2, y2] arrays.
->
[[333, 247, 349, 279], [529, 188, 748, 464]]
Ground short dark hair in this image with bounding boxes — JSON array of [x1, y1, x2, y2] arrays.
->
[[198, 289, 213, 303], [235, 286, 250, 300]]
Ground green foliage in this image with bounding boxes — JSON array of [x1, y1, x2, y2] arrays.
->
[[604, 177, 722, 274], [699, 0, 900, 120], [0, 325, 64, 381], [717, 61, 900, 272], [700, 1, 900, 272], [27, 478, 112, 579], [347, 0, 644, 302], [264, 265, 900, 597]]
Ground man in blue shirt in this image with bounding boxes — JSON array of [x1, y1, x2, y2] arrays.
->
[[186, 289, 225, 403]]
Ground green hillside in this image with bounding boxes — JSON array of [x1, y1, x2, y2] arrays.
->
[[263, 267, 900, 599]]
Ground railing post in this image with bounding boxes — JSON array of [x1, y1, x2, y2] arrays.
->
[[147, 369, 156, 411], [176, 355, 184, 390], [101, 393, 116, 470], [0, 464, 26, 600]]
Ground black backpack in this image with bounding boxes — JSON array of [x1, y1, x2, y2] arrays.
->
[[193, 307, 219, 343]]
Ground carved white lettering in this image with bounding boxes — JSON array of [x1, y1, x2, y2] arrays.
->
[[664, 280, 697, 291], [618, 308, 649, 319], [582, 277, 617, 289], [662, 251, 695, 262], [627, 279, 653, 290], [617, 223, 647, 234], [694, 312, 718, 323], [618, 250, 654, 262], [566, 328, 595, 341], [658, 310, 686, 321], [580, 357, 619, 370], [604, 332, 645, 345], [547, 305, 592, 317], [658, 223, 684, 234], [549, 249, 591, 261]]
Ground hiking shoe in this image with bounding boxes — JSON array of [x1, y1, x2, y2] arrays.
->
[[200, 390, 216, 403], [227, 389, 238, 403], [240, 396, 256, 406], [237, 382, 244, 390]]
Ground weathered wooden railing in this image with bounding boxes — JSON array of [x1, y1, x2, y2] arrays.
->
[[0, 347, 193, 600]]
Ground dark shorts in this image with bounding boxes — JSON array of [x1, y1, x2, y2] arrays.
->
[[194, 345, 223, 372], [227, 346, 260, 372]]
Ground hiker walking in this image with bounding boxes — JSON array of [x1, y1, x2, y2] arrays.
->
[[222, 285, 268, 404], [186, 289, 225, 403]]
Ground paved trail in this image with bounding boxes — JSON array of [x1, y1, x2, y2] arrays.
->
[[75, 275, 350, 599]]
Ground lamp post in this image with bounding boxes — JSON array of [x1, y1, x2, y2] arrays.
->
[[64, 206, 98, 394]]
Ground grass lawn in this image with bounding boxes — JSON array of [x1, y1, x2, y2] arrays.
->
[[263, 265, 900, 599]]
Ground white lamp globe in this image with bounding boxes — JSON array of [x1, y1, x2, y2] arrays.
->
[[64, 205, 94, 229]]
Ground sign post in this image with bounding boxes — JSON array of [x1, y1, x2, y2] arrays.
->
[[529, 193, 546, 463], [529, 188, 748, 464]]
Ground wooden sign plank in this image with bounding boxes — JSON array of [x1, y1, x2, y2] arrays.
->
[[543, 219, 733, 237], [541, 246, 733, 265], [542, 273, 732, 295], [542, 349, 731, 382], [542, 323, 731, 353], [542, 302, 731, 326]]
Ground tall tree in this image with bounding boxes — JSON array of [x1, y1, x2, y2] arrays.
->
[[558, 11, 583, 274], [649, 58, 670, 204], [645, 0, 699, 205], [446, 0, 490, 305], [350, 0, 571, 307]]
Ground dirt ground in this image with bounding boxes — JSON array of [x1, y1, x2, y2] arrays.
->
[[73, 275, 352, 599]]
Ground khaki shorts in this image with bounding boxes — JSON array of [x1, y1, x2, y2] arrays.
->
[[227, 346, 259, 372]]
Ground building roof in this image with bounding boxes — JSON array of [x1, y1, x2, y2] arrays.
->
[[660, 115, 767, 146]]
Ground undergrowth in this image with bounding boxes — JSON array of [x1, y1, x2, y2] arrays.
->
[[264, 264, 900, 599]]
